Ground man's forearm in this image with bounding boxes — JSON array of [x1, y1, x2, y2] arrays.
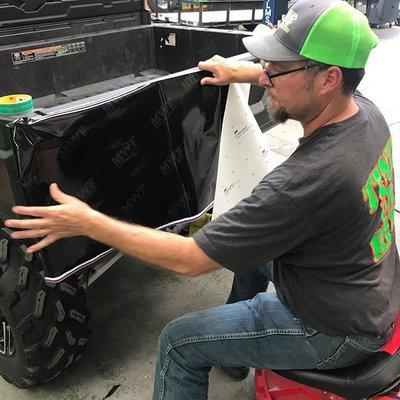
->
[[86, 210, 219, 276], [233, 62, 263, 85]]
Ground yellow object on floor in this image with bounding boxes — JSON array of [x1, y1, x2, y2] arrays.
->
[[189, 213, 212, 236]]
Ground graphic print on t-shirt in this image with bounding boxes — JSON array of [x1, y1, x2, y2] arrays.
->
[[362, 137, 395, 263]]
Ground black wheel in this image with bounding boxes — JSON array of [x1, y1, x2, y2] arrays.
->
[[0, 227, 91, 388]]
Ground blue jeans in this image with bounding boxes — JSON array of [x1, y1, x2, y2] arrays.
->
[[153, 262, 389, 400]]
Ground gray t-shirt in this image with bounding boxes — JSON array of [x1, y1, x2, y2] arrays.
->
[[194, 93, 400, 337]]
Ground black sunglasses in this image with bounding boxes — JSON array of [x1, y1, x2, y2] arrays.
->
[[260, 60, 318, 87]]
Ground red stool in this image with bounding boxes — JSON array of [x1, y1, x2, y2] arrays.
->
[[255, 315, 400, 400]]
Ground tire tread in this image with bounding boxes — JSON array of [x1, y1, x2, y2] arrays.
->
[[0, 230, 91, 388]]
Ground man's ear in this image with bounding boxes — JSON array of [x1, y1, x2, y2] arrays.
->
[[319, 66, 343, 95]]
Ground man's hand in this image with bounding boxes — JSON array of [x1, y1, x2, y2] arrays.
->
[[4, 183, 94, 253], [198, 55, 263, 86], [198, 55, 239, 86]]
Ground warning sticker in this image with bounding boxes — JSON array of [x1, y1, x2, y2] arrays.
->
[[11, 42, 86, 65]]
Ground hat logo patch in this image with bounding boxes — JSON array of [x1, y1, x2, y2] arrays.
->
[[279, 9, 298, 33]]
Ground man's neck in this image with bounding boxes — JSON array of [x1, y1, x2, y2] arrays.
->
[[302, 95, 359, 138]]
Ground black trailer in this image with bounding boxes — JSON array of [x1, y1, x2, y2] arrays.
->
[[0, 0, 273, 388]]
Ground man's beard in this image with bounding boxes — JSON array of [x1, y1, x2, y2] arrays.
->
[[265, 92, 291, 123]]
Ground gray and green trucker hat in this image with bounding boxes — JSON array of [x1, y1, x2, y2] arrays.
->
[[243, 0, 379, 68]]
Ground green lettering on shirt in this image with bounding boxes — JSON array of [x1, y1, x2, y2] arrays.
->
[[362, 138, 395, 263]]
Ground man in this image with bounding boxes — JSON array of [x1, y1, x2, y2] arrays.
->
[[4, 0, 399, 399]]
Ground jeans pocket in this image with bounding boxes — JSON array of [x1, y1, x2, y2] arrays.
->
[[345, 335, 388, 356], [315, 336, 382, 370]]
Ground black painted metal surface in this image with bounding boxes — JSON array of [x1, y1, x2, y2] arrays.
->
[[0, 0, 144, 28]]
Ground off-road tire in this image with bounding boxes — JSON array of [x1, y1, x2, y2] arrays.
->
[[0, 227, 91, 388]]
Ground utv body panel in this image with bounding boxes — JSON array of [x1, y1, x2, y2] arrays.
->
[[0, 1, 273, 388]]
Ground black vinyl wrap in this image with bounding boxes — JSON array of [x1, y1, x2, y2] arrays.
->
[[4, 72, 228, 278]]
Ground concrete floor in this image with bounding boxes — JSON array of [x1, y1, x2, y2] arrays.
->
[[1, 26, 400, 400]]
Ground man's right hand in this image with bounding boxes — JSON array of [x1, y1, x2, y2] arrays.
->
[[198, 55, 238, 86], [198, 55, 263, 86]]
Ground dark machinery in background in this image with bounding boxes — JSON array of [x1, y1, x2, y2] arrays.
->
[[352, 0, 400, 27], [366, 0, 400, 27]]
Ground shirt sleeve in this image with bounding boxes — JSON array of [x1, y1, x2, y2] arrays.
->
[[193, 181, 314, 273]]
